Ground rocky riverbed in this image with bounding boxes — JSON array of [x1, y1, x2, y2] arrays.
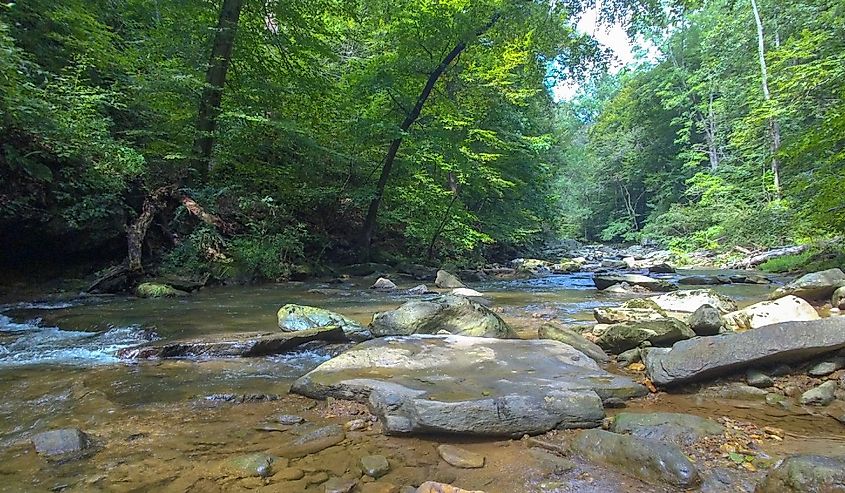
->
[[1, 263, 844, 492]]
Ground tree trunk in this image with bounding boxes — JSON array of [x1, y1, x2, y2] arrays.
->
[[358, 14, 500, 259], [750, 0, 781, 198], [127, 186, 175, 280], [193, 0, 244, 182], [705, 88, 720, 171]]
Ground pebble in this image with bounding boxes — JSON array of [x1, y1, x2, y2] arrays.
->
[[324, 477, 357, 493], [279, 414, 305, 425], [808, 357, 845, 377]]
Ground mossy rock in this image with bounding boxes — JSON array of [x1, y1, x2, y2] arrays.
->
[[621, 298, 667, 314], [135, 282, 188, 298]]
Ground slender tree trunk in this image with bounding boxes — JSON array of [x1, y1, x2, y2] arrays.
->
[[705, 88, 719, 171], [750, 0, 781, 198], [358, 14, 500, 259], [193, 0, 244, 182]]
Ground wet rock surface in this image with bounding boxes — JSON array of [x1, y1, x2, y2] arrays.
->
[[572, 429, 700, 487], [31, 428, 93, 460], [537, 323, 609, 363], [756, 454, 845, 493], [648, 289, 738, 313], [644, 317, 845, 386], [369, 295, 516, 339], [278, 304, 372, 341], [291, 335, 646, 436], [609, 412, 724, 447], [119, 326, 347, 359]]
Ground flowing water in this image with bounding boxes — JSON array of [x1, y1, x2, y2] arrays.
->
[[0, 270, 842, 492]]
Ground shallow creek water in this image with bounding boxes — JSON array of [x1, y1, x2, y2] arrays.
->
[[1, 270, 843, 492]]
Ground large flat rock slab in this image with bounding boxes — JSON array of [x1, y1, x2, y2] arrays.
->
[[644, 318, 845, 386], [120, 326, 347, 359], [291, 335, 646, 436]]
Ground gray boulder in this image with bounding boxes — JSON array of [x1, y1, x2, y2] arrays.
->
[[31, 428, 92, 460], [434, 270, 465, 288], [572, 429, 700, 488], [593, 305, 667, 324], [595, 319, 695, 354], [644, 318, 845, 386], [688, 304, 723, 336], [593, 274, 676, 292], [756, 454, 845, 493], [722, 295, 820, 332], [609, 412, 724, 447], [370, 295, 515, 339], [538, 324, 609, 363], [678, 275, 722, 286], [771, 268, 845, 302], [291, 335, 647, 436], [649, 289, 737, 314], [277, 304, 371, 341], [800, 381, 837, 406]]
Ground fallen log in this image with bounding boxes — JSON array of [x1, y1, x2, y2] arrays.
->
[[728, 244, 808, 269]]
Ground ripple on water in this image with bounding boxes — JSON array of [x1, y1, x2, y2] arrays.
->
[[0, 314, 153, 367]]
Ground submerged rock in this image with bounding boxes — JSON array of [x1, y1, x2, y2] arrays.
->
[[771, 268, 845, 302], [688, 304, 723, 336], [278, 304, 371, 341], [31, 428, 92, 460], [595, 319, 695, 354], [360, 455, 390, 478], [121, 327, 346, 359], [538, 323, 609, 363], [221, 453, 281, 478], [435, 270, 465, 288], [648, 289, 738, 314], [643, 318, 845, 386], [593, 274, 675, 292], [608, 412, 724, 447], [809, 355, 845, 376], [722, 295, 820, 331], [370, 295, 515, 339], [436, 445, 485, 468], [408, 284, 434, 295], [756, 454, 845, 493], [291, 335, 646, 436], [416, 482, 485, 493], [678, 275, 722, 285], [572, 429, 700, 487], [273, 424, 345, 458]]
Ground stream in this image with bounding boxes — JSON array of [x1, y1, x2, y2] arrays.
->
[[1, 270, 843, 492]]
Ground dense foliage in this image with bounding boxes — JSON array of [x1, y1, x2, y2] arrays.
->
[[556, 0, 844, 254], [1, 0, 841, 282]]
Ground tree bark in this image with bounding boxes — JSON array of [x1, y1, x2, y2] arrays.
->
[[193, 0, 244, 182], [357, 14, 500, 259], [127, 186, 175, 280], [751, 0, 781, 198]]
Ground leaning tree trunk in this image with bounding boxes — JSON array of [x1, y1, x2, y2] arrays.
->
[[193, 0, 244, 182], [751, 0, 781, 198], [358, 14, 501, 260]]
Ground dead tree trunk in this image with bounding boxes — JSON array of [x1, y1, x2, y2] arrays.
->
[[358, 14, 500, 259], [751, 0, 781, 198], [193, 0, 244, 182], [127, 186, 176, 281]]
